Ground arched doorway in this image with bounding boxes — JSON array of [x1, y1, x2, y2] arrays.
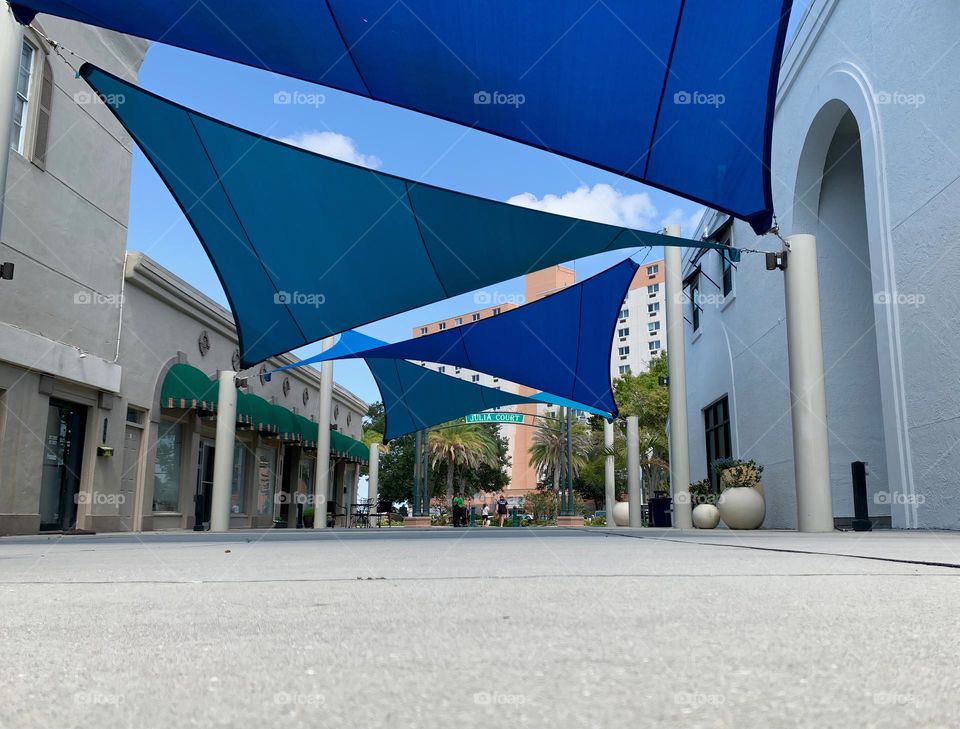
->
[[794, 104, 890, 526]]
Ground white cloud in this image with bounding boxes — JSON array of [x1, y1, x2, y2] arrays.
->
[[278, 131, 382, 169], [507, 184, 659, 230], [507, 184, 705, 238]]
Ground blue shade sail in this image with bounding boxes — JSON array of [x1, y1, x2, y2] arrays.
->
[[302, 332, 611, 441], [16, 1, 792, 232], [81, 65, 736, 367], [269, 259, 639, 415]]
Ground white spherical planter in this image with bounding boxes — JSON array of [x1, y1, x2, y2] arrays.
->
[[692, 503, 720, 529], [612, 501, 630, 527], [717, 487, 765, 530]]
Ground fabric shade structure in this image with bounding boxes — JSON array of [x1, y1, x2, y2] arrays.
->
[[237, 392, 278, 434], [280, 331, 611, 442], [296, 415, 319, 449], [270, 404, 302, 443], [330, 430, 369, 464], [160, 363, 217, 413], [80, 65, 739, 367], [270, 258, 639, 415], [15, 1, 791, 233]]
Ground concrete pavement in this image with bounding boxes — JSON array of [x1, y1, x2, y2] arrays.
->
[[0, 527, 958, 728]]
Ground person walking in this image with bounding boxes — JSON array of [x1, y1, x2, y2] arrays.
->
[[496, 494, 509, 527], [481, 503, 491, 527], [452, 494, 465, 527]]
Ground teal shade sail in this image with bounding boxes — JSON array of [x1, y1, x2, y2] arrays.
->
[[81, 64, 738, 367]]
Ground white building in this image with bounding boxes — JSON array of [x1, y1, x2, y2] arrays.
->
[[680, 0, 960, 530], [610, 260, 665, 379]]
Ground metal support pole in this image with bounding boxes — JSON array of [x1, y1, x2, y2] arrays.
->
[[209, 371, 237, 532], [313, 337, 335, 528], [626, 415, 642, 527], [367, 442, 379, 525], [422, 429, 431, 516], [413, 430, 422, 517], [664, 224, 693, 529], [604, 419, 616, 529], [783, 234, 834, 532], [565, 407, 574, 516]]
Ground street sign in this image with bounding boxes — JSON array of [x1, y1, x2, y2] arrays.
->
[[465, 413, 524, 424]]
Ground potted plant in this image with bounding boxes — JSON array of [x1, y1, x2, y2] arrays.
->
[[303, 507, 315, 529], [689, 478, 720, 528], [714, 458, 765, 529]]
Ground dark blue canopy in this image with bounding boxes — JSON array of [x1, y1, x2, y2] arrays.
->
[[269, 259, 638, 414], [14, 1, 790, 232], [81, 65, 736, 367], [292, 331, 610, 441]]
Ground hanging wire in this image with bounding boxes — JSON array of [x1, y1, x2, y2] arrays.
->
[[31, 24, 91, 77]]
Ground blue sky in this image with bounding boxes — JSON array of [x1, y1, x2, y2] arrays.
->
[[127, 2, 807, 405]]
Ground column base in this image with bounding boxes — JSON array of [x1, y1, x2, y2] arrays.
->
[[556, 516, 584, 527], [403, 516, 432, 528]]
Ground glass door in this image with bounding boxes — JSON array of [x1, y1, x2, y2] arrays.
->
[[39, 400, 87, 530]]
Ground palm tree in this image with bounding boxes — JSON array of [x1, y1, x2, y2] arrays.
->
[[528, 412, 590, 490], [427, 423, 500, 507]]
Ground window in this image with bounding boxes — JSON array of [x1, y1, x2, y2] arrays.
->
[[646, 264, 659, 277], [419, 327, 428, 335], [471, 374, 480, 383], [722, 248, 734, 297], [438, 366, 446, 374], [10, 40, 35, 155], [231, 445, 246, 513], [619, 308, 628, 320], [691, 274, 701, 332], [618, 365, 631, 375], [492, 307, 501, 315], [647, 283, 659, 296], [618, 327, 629, 338], [125, 407, 144, 425], [648, 340, 661, 351], [704, 397, 732, 494], [455, 317, 462, 326], [472, 313, 481, 322], [618, 346, 630, 358], [438, 322, 446, 330], [255, 447, 278, 516], [648, 302, 660, 315], [153, 422, 182, 512], [648, 321, 660, 333]]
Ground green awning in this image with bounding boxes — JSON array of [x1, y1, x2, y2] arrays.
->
[[296, 415, 319, 449], [271, 405, 301, 443], [237, 392, 277, 432], [330, 429, 369, 464], [160, 364, 217, 413]]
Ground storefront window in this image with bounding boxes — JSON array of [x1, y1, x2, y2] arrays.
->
[[255, 447, 277, 516], [298, 457, 315, 506], [153, 422, 182, 512], [231, 444, 246, 513]]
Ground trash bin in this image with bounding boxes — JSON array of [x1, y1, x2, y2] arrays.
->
[[649, 492, 672, 527]]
